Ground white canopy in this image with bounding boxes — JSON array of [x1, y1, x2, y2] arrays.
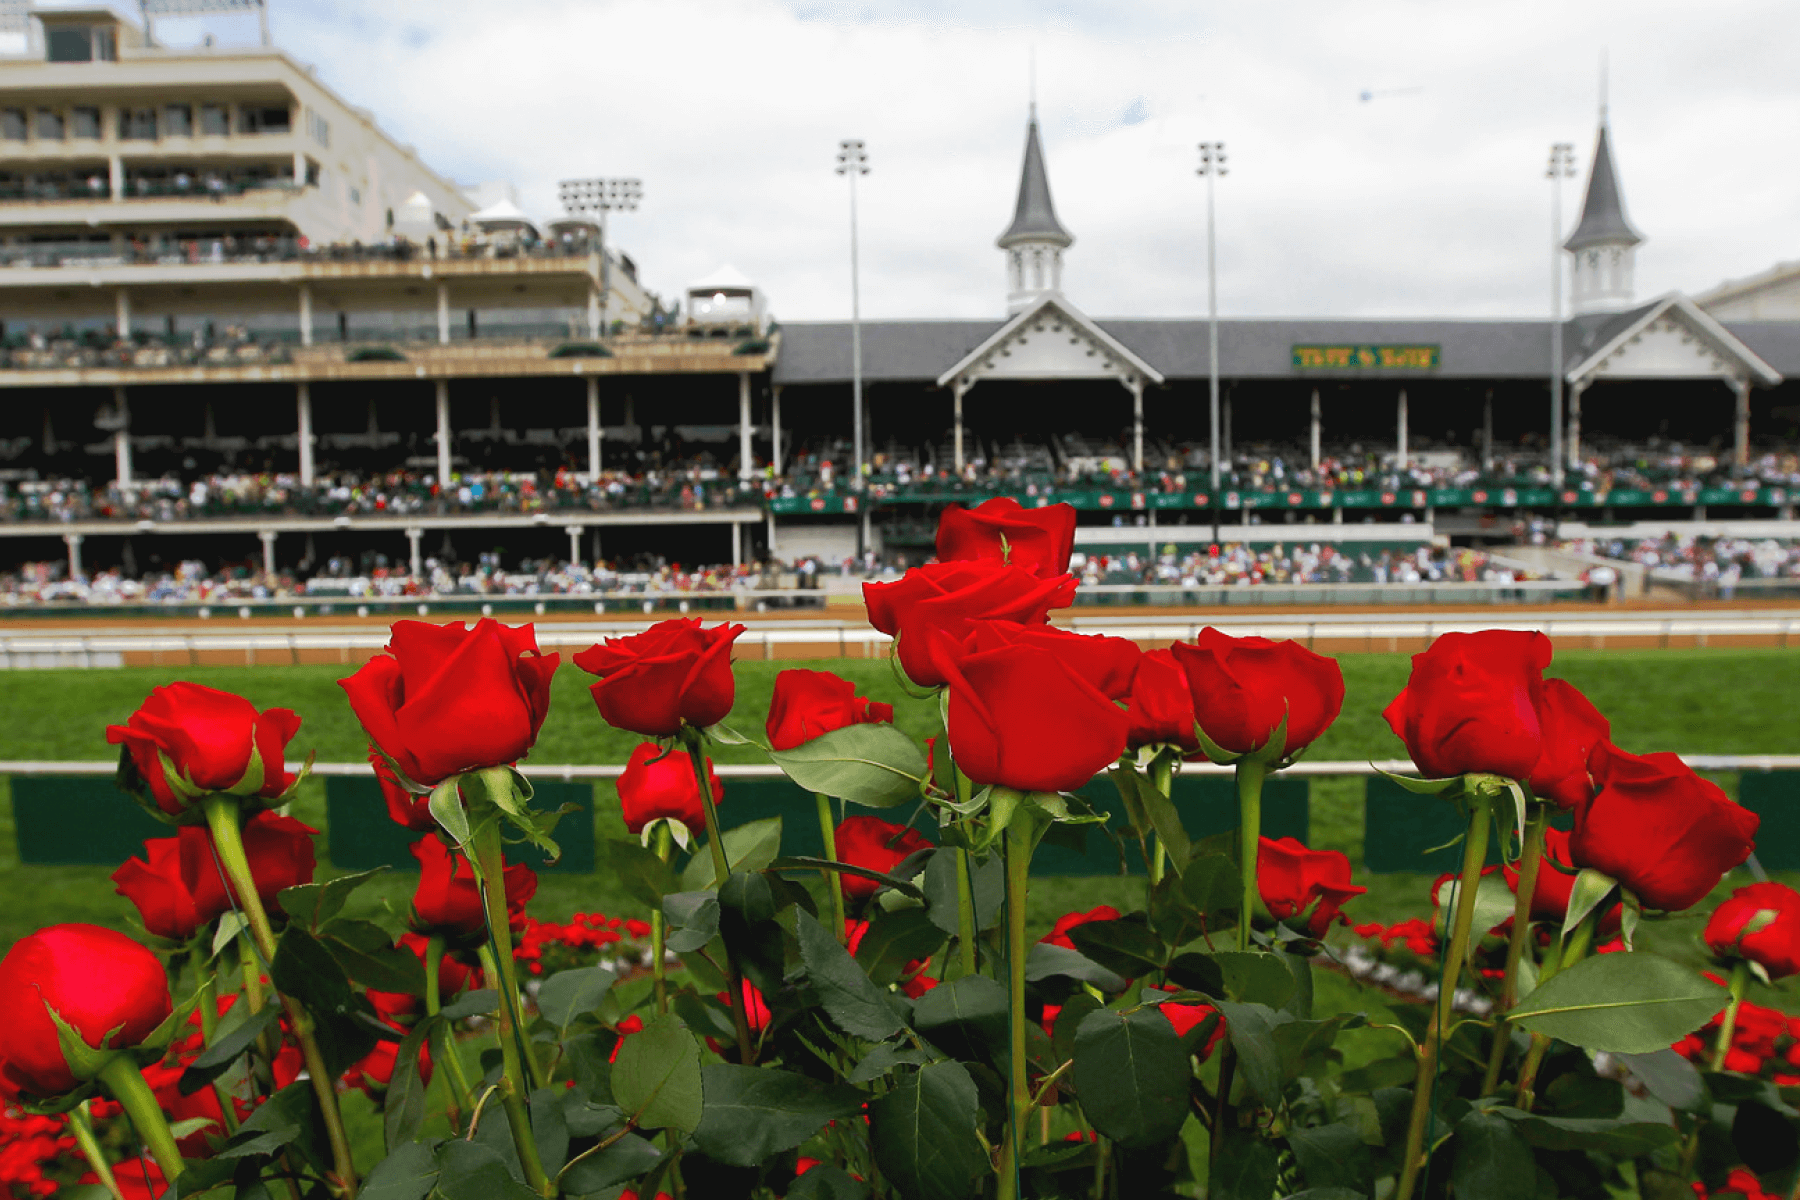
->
[[470, 198, 537, 232], [687, 264, 756, 294]]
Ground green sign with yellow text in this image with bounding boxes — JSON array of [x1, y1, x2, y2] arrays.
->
[[1291, 344, 1440, 370]]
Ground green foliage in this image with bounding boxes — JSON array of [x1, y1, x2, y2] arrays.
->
[[1510, 952, 1731, 1053], [691, 1064, 864, 1166], [1071, 1007, 1191, 1146], [767, 722, 928, 808], [868, 1061, 987, 1200], [610, 1014, 704, 1134]]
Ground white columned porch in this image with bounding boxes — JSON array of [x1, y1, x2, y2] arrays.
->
[[434, 381, 452, 483], [297, 383, 315, 485], [113, 387, 132, 485], [586, 376, 602, 479], [738, 372, 753, 481]]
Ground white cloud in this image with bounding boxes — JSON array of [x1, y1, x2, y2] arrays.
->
[[201, 0, 1800, 321]]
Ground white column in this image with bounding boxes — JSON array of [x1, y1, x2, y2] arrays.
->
[[1568, 382, 1585, 471], [953, 379, 966, 472], [113, 387, 132, 485], [1481, 388, 1493, 472], [436, 282, 450, 345], [64, 533, 83, 579], [586, 376, 601, 479], [731, 521, 742, 567], [258, 530, 277, 575], [1130, 376, 1144, 474], [1734, 378, 1752, 466], [587, 285, 601, 339], [298, 285, 313, 347], [406, 528, 423, 577], [292, 149, 305, 187], [434, 380, 451, 482], [566, 524, 583, 567], [114, 289, 130, 337], [738, 372, 753, 482], [107, 155, 122, 201], [771, 385, 784, 474], [1309, 388, 1321, 470], [767, 511, 778, 558], [1395, 388, 1409, 468], [296, 383, 314, 485]]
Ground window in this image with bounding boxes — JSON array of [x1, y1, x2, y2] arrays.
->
[[35, 109, 63, 140], [237, 106, 290, 134], [118, 108, 156, 140], [305, 109, 329, 147], [199, 104, 229, 136], [45, 28, 91, 62], [348, 186, 361, 205], [1, 110, 24, 141], [164, 104, 192, 136], [70, 107, 99, 139], [93, 28, 116, 60]]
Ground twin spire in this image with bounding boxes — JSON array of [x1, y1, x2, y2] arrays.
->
[[996, 110, 1073, 313]]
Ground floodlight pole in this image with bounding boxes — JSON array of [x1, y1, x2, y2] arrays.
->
[[837, 140, 870, 504], [1199, 141, 1227, 545], [559, 177, 643, 338], [1547, 143, 1575, 492]]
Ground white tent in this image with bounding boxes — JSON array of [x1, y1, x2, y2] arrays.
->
[[469, 198, 538, 235], [392, 190, 436, 240]]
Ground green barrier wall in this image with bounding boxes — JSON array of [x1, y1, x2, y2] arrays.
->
[[1739, 772, 1800, 873], [1361, 776, 1507, 875], [14, 775, 171, 866], [324, 776, 597, 873]]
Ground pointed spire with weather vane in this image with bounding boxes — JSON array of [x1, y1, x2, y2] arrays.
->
[[1565, 60, 1643, 314], [996, 101, 1073, 313]]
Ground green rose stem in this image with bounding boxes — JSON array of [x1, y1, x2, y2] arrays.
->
[[953, 766, 979, 976], [193, 982, 241, 1136], [1148, 751, 1175, 892], [423, 936, 473, 1126], [95, 1056, 185, 1184], [815, 793, 848, 943], [649, 822, 674, 1014], [1514, 899, 1602, 1112], [1394, 789, 1494, 1200], [995, 811, 1033, 1200], [1480, 803, 1547, 1096], [1235, 757, 1268, 953], [468, 822, 556, 1198], [200, 795, 359, 1198], [1709, 959, 1753, 1073], [67, 1100, 123, 1200], [679, 726, 756, 1066]]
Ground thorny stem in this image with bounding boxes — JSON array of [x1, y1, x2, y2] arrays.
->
[[995, 811, 1034, 1200], [96, 1056, 185, 1186], [1481, 804, 1546, 1096], [423, 936, 473, 1129], [1515, 899, 1604, 1112], [1236, 758, 1267, 953], [816, 794, 849, 944], [68, 1101, 123, 1200], [650, 822, 674, 1015], [680, 726, 756, 1065]]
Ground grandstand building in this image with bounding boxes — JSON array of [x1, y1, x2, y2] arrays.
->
[[0, 3, 1794, 599]]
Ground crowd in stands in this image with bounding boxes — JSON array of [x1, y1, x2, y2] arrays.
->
[[0, 323, 291, 371], [1071, 543, 1533, 587], [1560, 533, 1800, 581], [0, 226, 611, 271]]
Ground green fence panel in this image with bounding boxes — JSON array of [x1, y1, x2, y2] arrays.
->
[[13, 775, 171, 866], [325, 776, 596, 873], [1739, 772, 1800, 873], [1362, 776, 1507, 874]]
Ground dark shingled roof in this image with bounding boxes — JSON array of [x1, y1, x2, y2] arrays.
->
[[996, 117, 1072, 250], [1565, 123, 1643, 252]]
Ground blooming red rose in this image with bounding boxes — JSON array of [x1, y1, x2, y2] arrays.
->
[[575, 618, 744, 737], [373, 749, 435, 832], [834, 817, 932, 899], [1172, 628, 1344, 759], [106, 682, 300, 817], [0, 924, 172, 1097], [953, 621, 1141, 701], [617, 742, 723, 836], [1257, 837, 1366, 938], [1382, 630, 1551, 780], [1570, 742, 1759, 912], [1525, 679, 1612, 808], [112, 812, 317, 941], [1706, 882, 1800, 980], [1124, 648, 1198, 752], [935, 497, 1077, 580], [1040, 906, 1123, 950], [933, 636, 1130, 793], [765, 669, 894, 751], [863, 560, 1076, 688], [408, 836, 538, 940], [340, 619, 559, 787]]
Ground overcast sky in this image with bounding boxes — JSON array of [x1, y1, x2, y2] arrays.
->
[[142, 0, 1800, 323]]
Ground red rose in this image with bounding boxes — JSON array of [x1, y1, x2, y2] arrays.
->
[[106, 682, 300, 817], [863, 560, 1076, 688], [366, 932, 480, 1020], [765, 669, 895, 751], [935, 497, 1077, 580], [834, 817, 932, 899], [1524, 679, 1611, 808], [1706, 882, 1800, 980], [574, 618, 744, 737], [0, 924, 172, 1098], [1501, 826, 1619, 932], [933, 634, 1130, 793], [340, 619, 559, 787], [408, 836, 538, 940], [617, 742, 723, 836], [1124, 648, 1198, 752], [1257, 837, 1366, 938], [1171, 628, 1344, 758], [1040, 906, 1123, 950], [1149, 984, 1224, 1055], [846, 919, 935, 998], [1570, 743, 1759, 912], [373, 749, 435, 832], [1382, 630, 1551, 780], [344, 1032, 431, 1096], [954, 621, 1141, 701], [112, 812, 317, 941]]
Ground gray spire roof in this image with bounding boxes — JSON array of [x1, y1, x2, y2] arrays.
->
[[1564, 121, 1642, 252], [996, 114, 1073, 250]]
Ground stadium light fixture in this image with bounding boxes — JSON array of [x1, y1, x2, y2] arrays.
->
[[559, 178, 643, 337], [1546, 143, 1577, 491], [836, 140, 870, 502], [1198, 141, 1227, 544]]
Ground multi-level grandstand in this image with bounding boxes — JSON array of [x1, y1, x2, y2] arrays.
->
[[0, 3, 1795, 610]]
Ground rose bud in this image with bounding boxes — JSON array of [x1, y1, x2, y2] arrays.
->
[[1570, 742, 1759, 912], [617, 742, 723, 836], [935, 497, 1078, 580], [112, 813, 317, 941], [1524, 679, 1612, 809], [1124, 648, 1198, 753], [366, 932, 480, 1021], [1257, 837, 1366, 937], [339, 619, 559, 788], [1173, 628, 1344, 760], [1040, 906, 1123, 950], [106, 682, 300, 819], [863, 560, 1076, 689], [574, 618, 744, 738], [834, 817, 932, 899], [1382, 630, 1551, 781], [1705, 882, 1800, 980], [765, 669, 894, 751], [0, 925, 172, 1097], [373, 749, 435, 831], [409, 836, 538, 942]]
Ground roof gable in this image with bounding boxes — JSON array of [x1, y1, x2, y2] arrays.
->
[[936, 295, 1163, 388], [1566, 293, 1780, 386]]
